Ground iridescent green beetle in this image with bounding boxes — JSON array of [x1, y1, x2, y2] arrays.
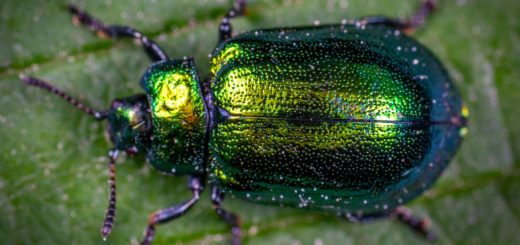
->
[[21, 0, 468, 244]]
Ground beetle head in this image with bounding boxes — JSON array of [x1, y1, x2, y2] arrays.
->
[[107, 94, 151, 154]]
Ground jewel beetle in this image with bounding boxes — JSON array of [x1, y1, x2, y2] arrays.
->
[[21, 0, 468, 244]]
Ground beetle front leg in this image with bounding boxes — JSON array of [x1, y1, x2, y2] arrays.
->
[[140, 177, 203, 245], [211, 186, 242, 245], [219, 0, 247, 42], [68, 5, 169, 62], [357, 0, 437, 34]]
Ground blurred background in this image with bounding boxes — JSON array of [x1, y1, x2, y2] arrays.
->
[[0, 0, 519, 244]]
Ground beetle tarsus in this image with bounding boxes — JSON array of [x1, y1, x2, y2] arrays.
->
[[67, 4, 168, 62], [140, 177, 203, 245], [357, 0, 438, 34], [392, 207, 437, 241], [68, 5, 110, 37], [219, 0, 248, 42], [404, 0, 438, 33], [141, 225, 155, 245], [211, 186, 243, 245]]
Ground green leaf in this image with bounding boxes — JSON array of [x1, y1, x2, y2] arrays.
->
[[1, 0, 519, 244]]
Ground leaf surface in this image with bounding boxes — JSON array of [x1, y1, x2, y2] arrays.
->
[[1, 0, 519, 244]]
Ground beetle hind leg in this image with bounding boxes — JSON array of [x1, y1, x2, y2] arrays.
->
[[357, 0, 437, 34], [219, 0, 247, 42], [391, 207, 436, 241], [344, 207, 436, 241], [140, 177, 203, 245], [211, 186, 242, 245], [68, 5, 168, 62]]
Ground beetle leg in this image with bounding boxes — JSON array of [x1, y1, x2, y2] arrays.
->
[[344, 207, 436, 241], [68, 5, 169, 62], [211, 186, 242, 245], [140, 177, 203, 245], [357, 0, 437, 34], [391, 207, 436, 241], [219, 0, 247, 42]]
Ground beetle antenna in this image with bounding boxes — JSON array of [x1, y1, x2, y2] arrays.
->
[[101, 149, 119, 239], [20, 74, 108, 120]]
